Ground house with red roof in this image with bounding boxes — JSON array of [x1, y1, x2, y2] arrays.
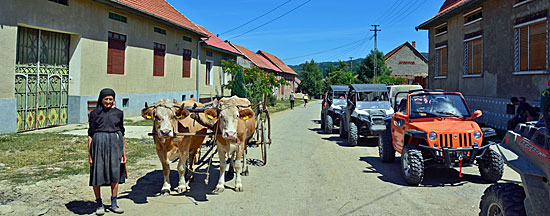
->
[[416, 0, 550, 130], [196, 25, 242, 101], [0, 0, 214, 133], [384, 41, 428, 87], [226, 41, 296, 99]]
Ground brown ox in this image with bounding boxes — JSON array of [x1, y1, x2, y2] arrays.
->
[[141, 98, 208, 194], [205, 96, 256, 192]]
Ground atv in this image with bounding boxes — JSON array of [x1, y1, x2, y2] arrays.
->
[[379, 89, 504, 185], [479, 106, 550, 215], [342, 84, 393, 146], [321, 85, 348, 134]]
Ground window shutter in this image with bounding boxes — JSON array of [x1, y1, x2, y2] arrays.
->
[[464, 42, 469, 75], [205, 62, 211, 86], [441, 48, 448, 76], [107, 33, 125, 75], [154, 43, 165, 76], [183, 49, 191, 78], [520, 26, 529, 71], [435, 51, 439, 76], [473, 38, 483, 74], [514, 28, 520, 72], [529, 22, 547, 70]]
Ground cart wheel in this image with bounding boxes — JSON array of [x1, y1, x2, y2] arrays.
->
[[261, 121, 268, 166]]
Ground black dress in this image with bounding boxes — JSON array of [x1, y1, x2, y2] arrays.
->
[[88, 108, 126, 186]]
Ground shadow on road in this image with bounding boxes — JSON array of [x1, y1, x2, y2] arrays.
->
[[360, 156, 504, 187], [320, 135, 378, 148], [65, 200, 96, 215]]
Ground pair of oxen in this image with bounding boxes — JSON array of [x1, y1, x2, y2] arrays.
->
[[141, 96, 256, 194]]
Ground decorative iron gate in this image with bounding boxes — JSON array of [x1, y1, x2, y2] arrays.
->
[[15, 27, 70, 132]]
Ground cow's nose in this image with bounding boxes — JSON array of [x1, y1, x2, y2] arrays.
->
[[160, 129, 172, 136], [224, 131, 237, 139]]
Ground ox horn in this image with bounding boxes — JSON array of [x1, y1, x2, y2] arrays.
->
[[145, 102, 148, 108]]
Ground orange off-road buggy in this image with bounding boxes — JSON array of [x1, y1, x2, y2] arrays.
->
[[378, 89, 504, 185]]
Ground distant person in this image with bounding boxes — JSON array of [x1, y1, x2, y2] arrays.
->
[[508, 97, 537, 130], [541, 80, 550, 113], [88, 88, 127, 215], [290, 92, 295, 110], [304, 94, 309, 107]]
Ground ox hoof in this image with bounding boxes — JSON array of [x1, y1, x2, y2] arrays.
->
[[235, 185, 244, 192], [160, 189, 171, 195], [241, 170, 249, 176], [214, 186, 225, 193], [175, 185, 189, 194]]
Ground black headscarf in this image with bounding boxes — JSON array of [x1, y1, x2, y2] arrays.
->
[[96, 88, 116, 113]]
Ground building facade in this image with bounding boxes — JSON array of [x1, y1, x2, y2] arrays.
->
[[0, 0, 209, 133], [417, 0, 550, 130], [384, 41, 429, 87], [257, 50, 298, 99]]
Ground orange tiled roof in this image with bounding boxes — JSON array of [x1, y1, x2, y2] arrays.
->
[[116, 0, 206, 35], [416, 0, 470, 30], [229, 42, 282, 72], [196, 25, 241, 55], [257, 50, 297, 75]]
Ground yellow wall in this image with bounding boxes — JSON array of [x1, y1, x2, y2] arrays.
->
[[198, 47, 235, 99], [0, 25, 17, 98]]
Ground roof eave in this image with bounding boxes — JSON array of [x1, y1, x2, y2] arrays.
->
[[95, 0, 208, 37], [201, 44, 241, 56], [416, 0, 487, 30]]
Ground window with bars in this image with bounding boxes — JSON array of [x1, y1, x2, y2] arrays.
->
[[109, 12, 127, 23], [154, 27, 166, 35], [183, 36, 192, 42], [515, 21, 547, 72], [435, 25, 448, 36], [206, 61, 213, 86], [107, 32, 126, 75], [183, 49, 192, 78], [435, 46, 448, 77], [464, 37, 483, 75], [153, 43, 166, 76]]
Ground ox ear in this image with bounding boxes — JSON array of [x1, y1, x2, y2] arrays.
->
[[204, 108, 219, 121], [175, 104, 190, 119], [141, 106, 154, 120], [239, 109, 255, 121]]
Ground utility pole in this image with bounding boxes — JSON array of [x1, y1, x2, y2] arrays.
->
[[371, 25, 381, 80], [349, 57, 353, 72]]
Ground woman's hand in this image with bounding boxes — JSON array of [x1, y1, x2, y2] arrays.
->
[[121, 153, 127, 164]]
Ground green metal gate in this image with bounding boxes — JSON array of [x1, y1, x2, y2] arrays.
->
[[15, 27, 70, 132]]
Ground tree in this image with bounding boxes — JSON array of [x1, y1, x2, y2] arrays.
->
[[300, 59, 324, 96], [222, 60, 288, 103], [356, 50, 391, 83]]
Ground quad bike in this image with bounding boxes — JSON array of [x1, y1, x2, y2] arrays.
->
[[479, 102, 550, 216]]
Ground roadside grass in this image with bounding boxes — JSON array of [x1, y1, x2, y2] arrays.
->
[[268, 99, 309, 113], [0, 133, 155, 184], [125, 119, 153, 126]]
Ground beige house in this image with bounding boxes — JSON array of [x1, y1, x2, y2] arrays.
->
[[384, 41, 428, 87], [417, 0, 550, 130], [0, 0, 211, 133]]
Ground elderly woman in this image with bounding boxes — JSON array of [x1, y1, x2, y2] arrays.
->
[[88, 88, 126, 215]]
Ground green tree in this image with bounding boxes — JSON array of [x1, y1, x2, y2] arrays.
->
[[300, 59, 324, 96], [357, 50, 391, 83], [222, 60, 288, 104]]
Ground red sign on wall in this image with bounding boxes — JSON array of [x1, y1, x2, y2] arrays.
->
[[398, 61, 416, 65]]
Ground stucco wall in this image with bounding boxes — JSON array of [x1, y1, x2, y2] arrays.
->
[[0, 25, 17, 99], [385, 46, 428, 78], [198, 47, 234, 99]]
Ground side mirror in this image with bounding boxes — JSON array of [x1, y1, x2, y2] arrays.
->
[[473, 110, 483, 119]]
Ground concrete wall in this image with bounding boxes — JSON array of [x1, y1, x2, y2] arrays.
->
[[0, 0, 206, 130], [385, 45, 428, 80], [425, 0, 550, 128]]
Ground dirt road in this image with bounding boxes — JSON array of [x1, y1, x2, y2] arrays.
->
[[0, 100, 521, 215]]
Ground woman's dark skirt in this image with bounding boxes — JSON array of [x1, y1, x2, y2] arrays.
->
[[89, 131, 126, 186]]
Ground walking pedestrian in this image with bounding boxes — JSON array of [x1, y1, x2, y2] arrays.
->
[[304, 93, 309, 108], [290, 92, 295, 110], [88, 88, 127, 215]]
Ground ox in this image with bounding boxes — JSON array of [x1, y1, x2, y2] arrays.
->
[[141, 98, 208, 194], [205, 96, 256, 192]]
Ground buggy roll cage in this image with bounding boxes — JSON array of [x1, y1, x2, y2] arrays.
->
[[392, 89, 445, 112]]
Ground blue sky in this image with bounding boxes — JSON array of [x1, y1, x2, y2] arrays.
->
[[167, 0, 444, 65]]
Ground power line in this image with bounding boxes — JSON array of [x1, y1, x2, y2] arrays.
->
[[384, 0, 428, 27], [228, 0, 312, 40], [375, 0, 405, 23], [283, 36, 371, 61], [220, 0, 294, 35]]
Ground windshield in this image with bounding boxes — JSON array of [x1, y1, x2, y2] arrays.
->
[[357, 101, 391, 110], [409, 93, 471, 118], [357, 91, 389, 102], [333, 92, 346, 99], [333, 99, 346, 106]]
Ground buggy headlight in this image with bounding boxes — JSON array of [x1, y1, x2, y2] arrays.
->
[[474, 131, 482, 139], [429, 132, 437, 141]]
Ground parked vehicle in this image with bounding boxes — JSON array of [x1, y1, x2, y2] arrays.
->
[[388, 84, 423, 109], [342, 84, 393, 146], [379, 89, 503, 185], [321, 85, 348, 134], [479, 115, 550, 215]]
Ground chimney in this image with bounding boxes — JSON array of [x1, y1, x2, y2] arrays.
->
[[412, 41, 416, 48]]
